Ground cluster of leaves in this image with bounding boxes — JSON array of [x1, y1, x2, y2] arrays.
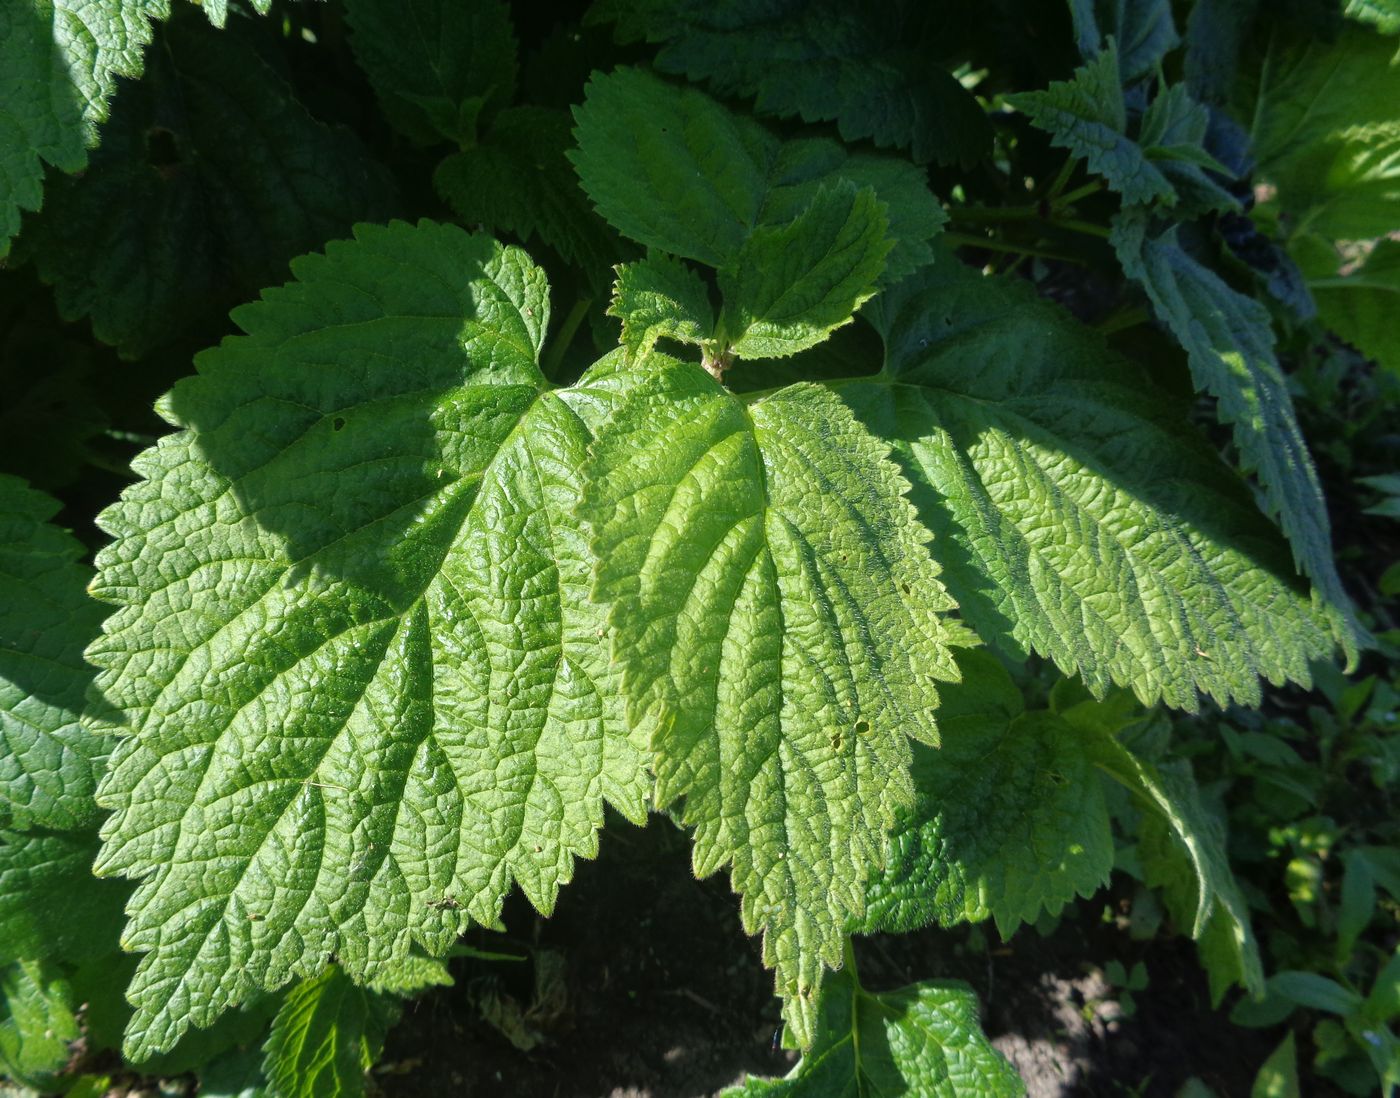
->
[[0, 0, 1396, 1095]]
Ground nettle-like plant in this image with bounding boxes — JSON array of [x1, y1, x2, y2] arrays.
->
[[3, 0, 1395, 1093]]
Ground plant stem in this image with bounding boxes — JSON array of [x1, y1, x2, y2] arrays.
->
[[1054, 179, 1106, 208], [541, 296, 592, 379], [1043, 155, 1079, 203], [942, 231, 1086, 264]]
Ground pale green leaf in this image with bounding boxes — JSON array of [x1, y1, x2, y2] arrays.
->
[[861, 650, 1114, 937], [1111, 213, 1357, 660], [1297, 238, 1400, 376], [0, 959, 77, 1088], [722, 966, 1023, 1097], [1248, 24, 1400, 239], [1252, 1032, 1301, 1098], [263, 966, 398, 1098], [609, 253, 715, 360], [589, 0, 993, 167], [344, 0, 517, 146], [721, 182, 891, 360], [1345, 0, 1400, 33], [89, 221, 647, 1059], [844, 259, 1336, 711], [23, 13, 395, 360], [583, 362, 965, 1045], [433, 105, 624, 287], [1006, 43, 1176, 207], [569, 67, 941, 274], [0, 475, 110, 830]]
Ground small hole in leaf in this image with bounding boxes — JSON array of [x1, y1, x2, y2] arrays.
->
[[332, 417, 346, 431], [830, 733, 843, 750], [901, 582, 911, 594], [855, 719, 870, 735], [145, 127, 180, 167]]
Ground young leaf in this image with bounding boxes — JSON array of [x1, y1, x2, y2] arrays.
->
[[1006, 43, 1175, 207], [609, 253, 715, 360], [720, 181, 891, 360], [570, 67, 941, 275], [343, 0, 517, 146], [1247, 24, 1400, 240], [583, 361, 966, 1045], [0, 475, 111, 830], [861, 650, 1115, 937], [263, 965, 399, 1098], [89, 221, 647, 1059], [590, 0, 993, 167], [434, 106, 625, 286], [22, 14, 396, 359], [1137, 84, 1237, 212], [722, 965, 1023, 1097], [1111, 213, 1358, 659], [843, 259, 1336, 711]]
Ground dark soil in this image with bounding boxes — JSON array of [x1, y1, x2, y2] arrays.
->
[[372, 814, 1281, 1098]]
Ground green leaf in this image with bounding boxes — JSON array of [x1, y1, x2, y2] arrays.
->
[[22, 13, 396, 360], [1118, 747, 1263, 1001], [0, 959, 78, 1089], [1345, 0, 1400, 33], [861, 650, 1115, 937], [344, 0, 517, 146], [1251, 1031, 1301, 1098], [0, 829, 128, 967], [0, 0, 271, 258], [1137, 84, 1237, 212], [263, 966, 398, 1098], [720, 181, 891, 360], [609, 253, 715, 360], [583, 362, 966, 1045], [90, 221, 648, 1059], [590, 0, 992, 167], [1298, 238, 1400, 376], [1247, 23, 1400, 239], [569, 67, 942, 275], [1267, 971, 1364, 1016], [843, 259, 1336, 711], [1007, 43, 1175, 207], [0, 475, 111, 830], [434, 105, 624, 287], [1111, 213, 1357, 661], [1069, 0, 1180, 81], [722, 964, 1023, 1097], [1183, 0, 1258, 103]]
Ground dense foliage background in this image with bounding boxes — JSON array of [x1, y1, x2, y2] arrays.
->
[[0, 0, 1396, 1095]]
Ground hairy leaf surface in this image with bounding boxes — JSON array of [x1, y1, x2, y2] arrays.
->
[[1111, 214, 1357, 657], [844, 260, 1335, 710], [344, 0, 517, 146], [0, 475, 110, 829], [263, 965, 398, 1098], [590, 0, 992, 167], [583, 361, 965, 1044], [23, 14, 395, 359], [861, 651, 1113, 936], [90, 221, 647, 1058], [723, 966, 1023, 1097]]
